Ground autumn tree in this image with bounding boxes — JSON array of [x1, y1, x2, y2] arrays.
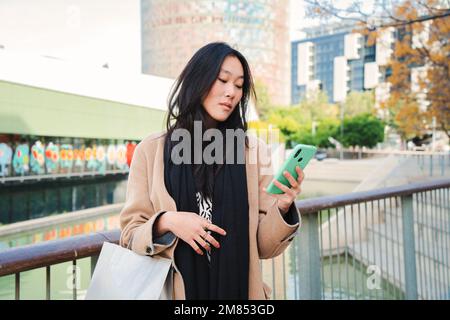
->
[[305, 0, 450, 142]]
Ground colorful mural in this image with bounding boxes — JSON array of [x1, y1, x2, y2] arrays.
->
[[116, 144, 128, 170], [0, 143, 13, 176], [45, 142, 59, 174], [13, 144, 29, 175], [0, 138, 136, 177], [73, 146, 85, 169], [126, 142, 136, 168], [60, 144, 74, 170], [85, 146, 96, 171], [96, 146, 106, 174], [107, 145, 116, 165], [30, 141, 45, 174]]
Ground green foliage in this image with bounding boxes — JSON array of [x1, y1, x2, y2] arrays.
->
[[343, 91, 376, 118], [297, 91, 339, 123], [253, 79, 273, 120], [260, 88, 384, 149], [341, 113, 385, 148], [267, 111, 301, 147], [289, 119, 340, 148]]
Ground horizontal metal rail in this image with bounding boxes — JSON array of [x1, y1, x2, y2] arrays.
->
[[0, 230, 119, 277], [296, 178, 450, 214]]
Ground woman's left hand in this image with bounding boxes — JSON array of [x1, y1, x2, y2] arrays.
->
[[263, 166, 305, 214]]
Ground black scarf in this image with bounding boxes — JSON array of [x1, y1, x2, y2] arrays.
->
[[163, 134, 249, 300]]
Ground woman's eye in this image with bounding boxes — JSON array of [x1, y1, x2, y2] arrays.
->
[[218, 78, 242, 89]]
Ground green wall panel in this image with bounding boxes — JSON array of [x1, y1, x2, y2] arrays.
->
[[0, 81, 167, 140]]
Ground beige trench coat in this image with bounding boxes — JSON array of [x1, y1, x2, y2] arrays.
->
[[119, 132, 301, 300]]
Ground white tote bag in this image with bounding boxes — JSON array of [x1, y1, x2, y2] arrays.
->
[[85, 242, 173, 300]]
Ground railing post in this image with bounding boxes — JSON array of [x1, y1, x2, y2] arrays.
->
[[401, 195, 418, 300], [297, 212, 322, 300]]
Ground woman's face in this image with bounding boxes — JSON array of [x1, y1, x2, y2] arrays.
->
[[202, 55, 244, 123]]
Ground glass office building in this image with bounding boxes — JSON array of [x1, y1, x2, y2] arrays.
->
[[141, 0, 291, 105], [291, 24, 379, 104]]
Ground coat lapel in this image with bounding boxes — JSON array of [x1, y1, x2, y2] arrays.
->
[[150, 135, 177, 213], [150, 134, 259, 229]]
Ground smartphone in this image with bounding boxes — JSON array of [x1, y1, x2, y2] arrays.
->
[[265, 144, 317, 194]]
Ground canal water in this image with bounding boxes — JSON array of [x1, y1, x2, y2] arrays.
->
[[0, 176, 127, 299], [0, 175, 127, 226]]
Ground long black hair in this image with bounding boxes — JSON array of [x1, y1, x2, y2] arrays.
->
[[165, 42, 256, 200]]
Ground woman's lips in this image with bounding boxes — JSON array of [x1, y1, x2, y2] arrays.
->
[[219, 103, 232, 111]]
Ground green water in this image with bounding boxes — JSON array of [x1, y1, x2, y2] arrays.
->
[[320, 255, 404, 300], [0, 212, 120, 300], [0, 176, 126, 225], [0, 258, 92, 300]]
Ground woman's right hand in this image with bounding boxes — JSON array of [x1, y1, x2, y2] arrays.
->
[[157, 211, 226, 255]]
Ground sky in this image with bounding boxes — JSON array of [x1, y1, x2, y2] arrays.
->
[[0, 0, 311, 73]]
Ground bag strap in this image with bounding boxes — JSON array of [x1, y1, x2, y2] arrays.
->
[[126, 233, 134, 250]]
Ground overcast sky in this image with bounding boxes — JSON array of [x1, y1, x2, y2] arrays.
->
[[0, 0, 311, 73]]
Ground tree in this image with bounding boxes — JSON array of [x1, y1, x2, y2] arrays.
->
[[343, 90, 376, 117], [291, 118, 340, 148], [342, 113, 385, 147], [297, 91, 339, 123], [305, 0, 450, 141], [267, 108, 302, 147], [253, 79, 274, 120], [376, 1, 449, 140]]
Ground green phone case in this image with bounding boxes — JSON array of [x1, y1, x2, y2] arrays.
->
[[266, 144, 317, 194]]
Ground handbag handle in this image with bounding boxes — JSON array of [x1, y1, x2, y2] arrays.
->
[[126, 233, 134, 250]]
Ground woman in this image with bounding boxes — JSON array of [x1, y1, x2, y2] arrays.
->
[[119, 42, 304, 300]]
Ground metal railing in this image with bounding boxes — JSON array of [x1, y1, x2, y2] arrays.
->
[[0, 178, 449, 300], [292, 178, 450, 300], [0, 230, 119, 300]]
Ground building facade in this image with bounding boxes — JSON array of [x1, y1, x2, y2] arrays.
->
[[141, 0, 291, 105], [0, 50, 173, 180], [291, 23, 388, 105]]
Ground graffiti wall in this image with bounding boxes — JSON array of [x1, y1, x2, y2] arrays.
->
[[0, 137, 137, 177]]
